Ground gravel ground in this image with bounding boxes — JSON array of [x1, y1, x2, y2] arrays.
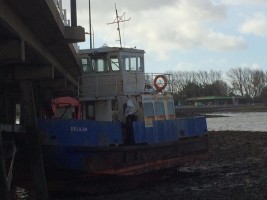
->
[[11, 131, 267, 199]]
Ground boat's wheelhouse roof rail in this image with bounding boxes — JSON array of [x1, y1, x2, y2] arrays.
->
[[79, 46, 145, 55]]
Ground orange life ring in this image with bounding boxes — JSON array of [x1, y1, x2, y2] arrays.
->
[[153, 75, 168, 92]]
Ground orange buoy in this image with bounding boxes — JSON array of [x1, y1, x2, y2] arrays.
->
[[153, 75, 168, 92]]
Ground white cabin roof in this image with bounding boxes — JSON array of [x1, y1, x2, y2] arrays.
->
[[79, 46, 145, 55]]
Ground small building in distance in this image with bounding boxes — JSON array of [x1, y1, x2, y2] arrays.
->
[[187, 96, 246, 107]]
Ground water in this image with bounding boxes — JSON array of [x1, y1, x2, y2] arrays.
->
[[14, 187, 29, 199], [207, 112, 267, 132]]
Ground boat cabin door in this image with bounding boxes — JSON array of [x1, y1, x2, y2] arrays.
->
[[84, 101, 95, 120]]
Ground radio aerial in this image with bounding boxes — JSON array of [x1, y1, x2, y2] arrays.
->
[[107, 4, 131, 48]]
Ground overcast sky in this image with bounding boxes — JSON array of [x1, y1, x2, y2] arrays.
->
[[63, 0, 267, 73]]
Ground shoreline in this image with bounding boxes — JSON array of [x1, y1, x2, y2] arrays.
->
[[176, 104, 267, 117]]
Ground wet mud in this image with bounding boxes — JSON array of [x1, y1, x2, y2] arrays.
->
[[11, 131, 267, 200]]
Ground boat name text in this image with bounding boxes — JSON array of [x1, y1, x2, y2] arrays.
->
[[70, 126, 88, 132]]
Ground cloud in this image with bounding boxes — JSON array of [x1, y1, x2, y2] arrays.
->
[[67, 0, 247, 61], [239, 63, 262, 70], [251, 63, 262, 70], [107, 0, 177, 12], [204, 31, 246, 51], [240, 13, 267, 36], [173, 62, 195, 71], [124, 0, 246, 58], [222, 0, 267, 5]]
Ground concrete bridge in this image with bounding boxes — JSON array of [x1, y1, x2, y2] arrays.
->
[[0, 0, 84, 93], [0, 0, 85, 198], [0, 0, 85, 122]]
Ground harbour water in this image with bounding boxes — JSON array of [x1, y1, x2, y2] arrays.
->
[[207, 112, 267, 132]]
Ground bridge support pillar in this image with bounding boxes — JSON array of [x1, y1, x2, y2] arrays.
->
[[20, 81, 48, 200], [70, 0, 77, 26], [0, 132, 9, 199]]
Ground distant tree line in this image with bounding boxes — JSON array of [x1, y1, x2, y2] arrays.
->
[[167, 67, 267, 104]]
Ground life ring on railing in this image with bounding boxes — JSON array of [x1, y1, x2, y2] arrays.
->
[[153, 75, 168, 92]]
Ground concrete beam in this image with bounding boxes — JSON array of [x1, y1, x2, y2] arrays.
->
[[0, 39, 25, 63], [14, 65, 54, 80], [37, 78, 77, 97], [37, 78, 67, 88], [64, 26, 85, 43], [45, 0, 84, 42]]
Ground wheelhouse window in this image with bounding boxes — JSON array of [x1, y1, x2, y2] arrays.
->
[[124, 56, 130, 71], [123, 55, 144, 72], [137, 57, 144, 72], [81, 58, 90, 72], [130, 57, 137, 71], [110, 56, 120, 71], [92, 58, 107, 72], [154, 101, 165, 116]]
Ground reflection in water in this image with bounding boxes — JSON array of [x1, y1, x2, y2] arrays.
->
[[207, 112, 267, 132], [15, 186, 29, 199]]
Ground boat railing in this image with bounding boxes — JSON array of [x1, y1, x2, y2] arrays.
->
[[78, 72, 173, 99], [144, 73, 173, 93]]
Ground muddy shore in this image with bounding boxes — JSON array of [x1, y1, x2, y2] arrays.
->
[[11, 130, 267, 199]]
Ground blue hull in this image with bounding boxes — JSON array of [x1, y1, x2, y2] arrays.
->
[[38, 117, 208, 175]]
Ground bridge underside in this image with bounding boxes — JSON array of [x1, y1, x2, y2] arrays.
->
[[0, 0, 85, 123]]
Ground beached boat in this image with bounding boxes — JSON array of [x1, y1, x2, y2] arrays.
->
[[38, 46, 208, 175]]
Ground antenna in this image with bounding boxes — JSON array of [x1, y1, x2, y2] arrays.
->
[[89, 0, 92, 49], [107, 4, 131, 48]]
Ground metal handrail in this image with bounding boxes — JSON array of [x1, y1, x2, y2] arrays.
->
[[53, 0, 70, 26]]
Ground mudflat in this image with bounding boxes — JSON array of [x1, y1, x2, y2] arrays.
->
[[37, 131, 267, 200]]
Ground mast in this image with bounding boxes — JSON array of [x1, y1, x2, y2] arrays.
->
[[107, 4, 131, 48], [89, 0, 92, 49]]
